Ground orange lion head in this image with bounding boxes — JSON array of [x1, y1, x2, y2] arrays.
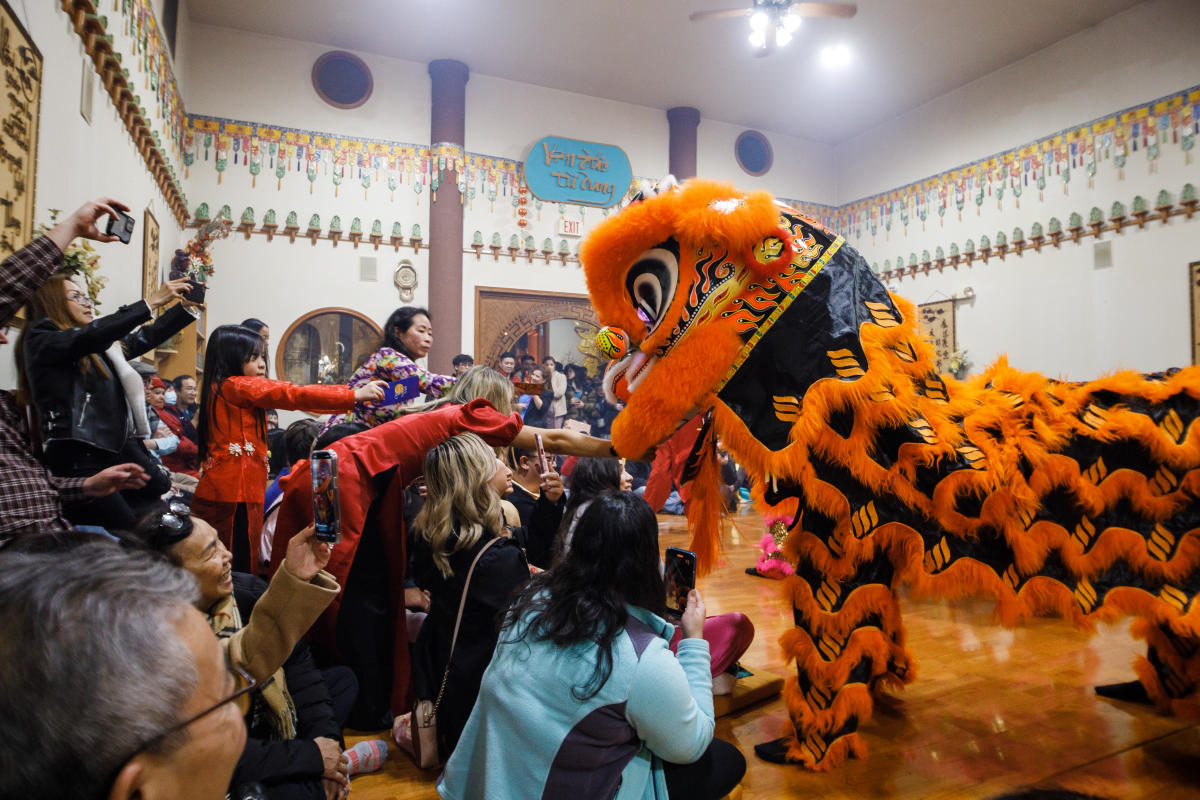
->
[[580, 177, 838, 458]]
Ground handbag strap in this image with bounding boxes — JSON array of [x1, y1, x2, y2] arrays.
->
[[426, 535, 503, 720]]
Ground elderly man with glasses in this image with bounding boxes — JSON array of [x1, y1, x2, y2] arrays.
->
[[0, 538, 249, 799]]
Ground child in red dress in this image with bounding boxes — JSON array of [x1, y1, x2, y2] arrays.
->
[[192, 324, 384, 573]]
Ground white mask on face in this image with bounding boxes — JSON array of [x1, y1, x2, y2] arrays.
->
[[164, 390, 178, 406]]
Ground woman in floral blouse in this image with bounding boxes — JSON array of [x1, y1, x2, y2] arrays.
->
[[321, 306, 456, 433]]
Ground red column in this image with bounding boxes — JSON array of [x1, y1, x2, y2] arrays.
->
[[667, 106, 700, 180], [427, 59, 469, 371]]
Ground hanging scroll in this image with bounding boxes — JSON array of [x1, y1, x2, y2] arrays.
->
[[919, 299, 957, 374], [1190, 261, 1200, 365], [142, 209, 160, 302], [0, 1, 42, 256]]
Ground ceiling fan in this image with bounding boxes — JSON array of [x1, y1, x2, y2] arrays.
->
[[690, 0, 857, 56]]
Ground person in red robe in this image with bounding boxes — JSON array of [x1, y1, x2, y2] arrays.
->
[[270, 366, 618, 729]]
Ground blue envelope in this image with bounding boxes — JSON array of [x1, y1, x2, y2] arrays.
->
[[379, 376, 421, 405]]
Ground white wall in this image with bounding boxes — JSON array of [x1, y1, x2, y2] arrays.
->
[[834, 0, 1200, 381], [698, 117, 837, 203], [0, 2, 187, 389], [184, 24, 429, 144], [835, 0, 1200, 204]]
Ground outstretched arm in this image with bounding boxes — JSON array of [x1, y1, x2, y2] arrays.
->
[[512, 425, 615, 459]]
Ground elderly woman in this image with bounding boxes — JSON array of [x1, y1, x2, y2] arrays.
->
[[123, 503, 357, 800]]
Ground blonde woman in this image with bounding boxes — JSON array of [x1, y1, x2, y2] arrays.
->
[[271, 366, 617, 730], [410, 432, 530, 759]]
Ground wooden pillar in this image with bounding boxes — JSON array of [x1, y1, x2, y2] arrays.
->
[[427, 59, 469, 371]]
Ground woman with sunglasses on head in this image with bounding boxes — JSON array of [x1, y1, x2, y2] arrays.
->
[[192, 325, 385, 575], [122, 502, 377, 800], [18, 272, 198, 529]]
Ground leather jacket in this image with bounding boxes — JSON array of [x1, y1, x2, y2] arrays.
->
[[23, 300, 198, 454]]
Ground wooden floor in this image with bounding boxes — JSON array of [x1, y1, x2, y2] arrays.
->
[[346, 510, 1200, 799]]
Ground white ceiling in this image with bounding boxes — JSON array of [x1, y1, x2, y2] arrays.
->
[[187, 0, 1147, 144]]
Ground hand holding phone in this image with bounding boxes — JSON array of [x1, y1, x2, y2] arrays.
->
[[534, 433, 550, 475], [184, 278, 207, 304], [664, 546, 697, 619], [105, 209, 136, 244], [311, 450, 340, 544]]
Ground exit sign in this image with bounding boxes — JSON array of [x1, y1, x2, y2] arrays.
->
[[556, 217, 583, 237]]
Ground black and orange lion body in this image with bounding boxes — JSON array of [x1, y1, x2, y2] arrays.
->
[[580, 178, 1200, 769]]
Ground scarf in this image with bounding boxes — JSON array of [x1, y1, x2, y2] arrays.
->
[[208, 594, 298, 740], [105, 342, 150, 438]]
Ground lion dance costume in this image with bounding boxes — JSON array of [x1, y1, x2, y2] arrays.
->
[[579, 178, 1200, 770]]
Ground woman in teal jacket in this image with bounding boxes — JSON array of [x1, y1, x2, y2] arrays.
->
[[438, 491, 745, 800]]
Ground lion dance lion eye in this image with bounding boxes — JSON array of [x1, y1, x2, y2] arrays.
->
[[624, 238, 679, 333]]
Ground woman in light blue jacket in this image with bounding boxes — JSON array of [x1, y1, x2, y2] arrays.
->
[[438, 490, 746, 800]]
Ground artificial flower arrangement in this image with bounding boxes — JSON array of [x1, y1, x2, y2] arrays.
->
[[170, 218, 231, 282], [946, 348, 970, 377]]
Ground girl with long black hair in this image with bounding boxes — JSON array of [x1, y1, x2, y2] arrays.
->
[[439, 491, 746, 799], [321, 306, 455, 432], [191, 324, 385, 573]]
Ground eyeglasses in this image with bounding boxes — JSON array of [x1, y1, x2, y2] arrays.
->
[[66, 291, 93, 308], [108, 660, 258, 791], [151, 499, 193, 548]]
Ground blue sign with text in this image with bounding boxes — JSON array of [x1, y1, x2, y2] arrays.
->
[[522, 136, 632, 208]]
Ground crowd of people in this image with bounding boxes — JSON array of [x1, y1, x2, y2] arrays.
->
[[0, 197, 748, 800]]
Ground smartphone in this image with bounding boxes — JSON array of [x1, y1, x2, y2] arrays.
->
[[573, 390, 582, 400], [184, 278, 207, 304], [664, 546, 697, 618], [105, 209, 136, 244], [311, 449, 340, 544], [534, 433, 549, 475]]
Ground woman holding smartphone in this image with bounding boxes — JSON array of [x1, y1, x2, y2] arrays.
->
[[19, 270, 197, 528], [440, 491, 746, 800]]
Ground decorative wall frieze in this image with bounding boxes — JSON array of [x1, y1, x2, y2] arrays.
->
[[60, 0, 187, 224], [875, 185, 1197, 282]]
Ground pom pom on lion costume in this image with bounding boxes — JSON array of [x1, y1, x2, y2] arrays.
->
[[580, 177, 1200, 770]]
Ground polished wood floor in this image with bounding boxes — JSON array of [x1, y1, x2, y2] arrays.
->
[[346, 510, 1199, 799]]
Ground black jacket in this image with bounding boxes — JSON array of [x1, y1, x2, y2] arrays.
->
[[412, 533, 529, 756], [23, 301, 196, 453], [506, 482, 566, 569], [229, 573, 343, 787]]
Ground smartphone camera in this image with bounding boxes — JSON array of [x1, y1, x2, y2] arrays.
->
[[106, 210, 136, 244], [664, 546, 697, 618], [184, 278, 207, 304], [311, 450, 340, 544]]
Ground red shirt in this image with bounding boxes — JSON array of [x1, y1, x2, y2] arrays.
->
[[156, 405, 198, 476], [195, 377, 355, 504]]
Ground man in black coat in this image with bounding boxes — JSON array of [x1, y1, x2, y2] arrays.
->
[[229, 573, 358, 800], [505, 447, 565, 569]]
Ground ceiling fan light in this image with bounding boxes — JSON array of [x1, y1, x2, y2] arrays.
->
[[775, 28, 793, 47], [748, 28, 767, 48], [749, 11, 769, 31], [819, 44, 853, 68], [781, 11, 802, 32]]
